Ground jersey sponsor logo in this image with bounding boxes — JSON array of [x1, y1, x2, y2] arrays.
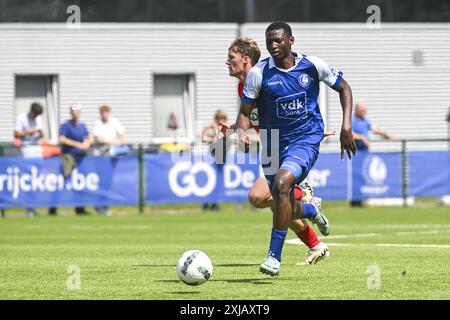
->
[[275, 92, 307, 120], [268, 80, 283, 86], [298, 74, 311, 88]]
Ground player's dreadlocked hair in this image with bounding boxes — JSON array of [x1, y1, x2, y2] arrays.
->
[[229, 37, 261, 66], [265, 21, 292, 37]]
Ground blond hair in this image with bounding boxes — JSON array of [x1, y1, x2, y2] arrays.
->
[[228, 37, 261, 66]]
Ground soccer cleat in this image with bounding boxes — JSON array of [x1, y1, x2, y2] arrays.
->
[[304, 243, 330, 265], [309, 197, 330, 236], [259, 256, 281, 277], [299, 180, 314, 203]]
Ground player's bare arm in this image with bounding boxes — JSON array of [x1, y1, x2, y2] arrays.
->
[[352, 131, 370, 147], [59, 134, 92, 150], [372, 126, 396, 140], [59, 135, 82, 149], [335, 78, 357, 160], [235, 100, 252, 131], [232, 100, 253, 150], [14, 128, 43, 139]]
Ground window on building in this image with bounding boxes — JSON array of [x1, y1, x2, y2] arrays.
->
[[152, 74, 195, 143], [15, 75, 59, 143]]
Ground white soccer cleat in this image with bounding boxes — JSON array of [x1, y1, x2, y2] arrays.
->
[[309, 197, 330, 236], [304, 243, 330, 265], [259, 256, 281, 277]]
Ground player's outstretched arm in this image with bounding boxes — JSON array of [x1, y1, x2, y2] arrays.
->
[[231, 100, 253, 152], [324, 130, 336, 137], [372, 126, 396, 141], [234, 99, 253, 143], [211, 101, 251, 143], [335, 78, 357, 160], [235, 100, 252, 131]]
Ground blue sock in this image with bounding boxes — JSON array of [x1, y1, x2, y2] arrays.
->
[[301, 203, 318, 219], [268, 228, 288, 261]]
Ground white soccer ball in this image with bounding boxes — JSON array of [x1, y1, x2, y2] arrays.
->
[[176, 250, 213, 286]]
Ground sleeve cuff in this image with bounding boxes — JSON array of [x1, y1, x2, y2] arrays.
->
[[242, 95, 256, 105], [332, 75, 343, 90]]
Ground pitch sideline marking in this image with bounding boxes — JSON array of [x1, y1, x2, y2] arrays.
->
[[314, 233, 378, 240], [286, 239, 450, 249], [286, 229, 450, 242]]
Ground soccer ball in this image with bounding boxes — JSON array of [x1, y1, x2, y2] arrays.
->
[[176, 250, 213, 286]]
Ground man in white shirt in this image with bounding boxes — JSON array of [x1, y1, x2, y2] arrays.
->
[[14, 103, 44, 217], [14, 103, 44, 145], [93, 105, 125, 148], [92, 105, 127, 216]]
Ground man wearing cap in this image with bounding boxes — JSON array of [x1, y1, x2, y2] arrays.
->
[[59, 103, 93, 159], [49, 103, 93, 215]]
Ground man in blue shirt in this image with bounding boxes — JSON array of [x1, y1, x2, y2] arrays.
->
[[238, 21, 356, 276], [351, 102, 394, 207], [49, 103, 93, 216], [59, 103, 92, 158], [352, 102, 394, 152]]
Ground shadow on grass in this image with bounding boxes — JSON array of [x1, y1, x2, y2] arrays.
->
[[133, 263, 260, 268], [211, 278, 274, 285], [168, 291, 202, 295], [156, 278, 276, 285]]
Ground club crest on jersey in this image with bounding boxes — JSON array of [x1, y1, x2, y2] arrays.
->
[[330, 66, 340, 77], [249, 108, 259, 125], [298, 74, 311, 88]]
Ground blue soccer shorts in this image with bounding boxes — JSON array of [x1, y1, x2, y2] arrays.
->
[[264, 142, 320, 193]]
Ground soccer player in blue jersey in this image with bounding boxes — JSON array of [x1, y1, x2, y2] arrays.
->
[[237, 22, 357, 276]]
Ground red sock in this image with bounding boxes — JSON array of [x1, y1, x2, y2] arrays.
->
[[294, 185, 303, 201], [297, 225, 321, 249]]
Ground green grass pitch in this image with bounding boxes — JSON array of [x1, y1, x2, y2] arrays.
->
[[1, 203, 450, 299]]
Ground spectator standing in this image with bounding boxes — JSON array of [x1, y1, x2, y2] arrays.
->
[[92, 105, 127, 215], [351, 102, 395, 207], [14, 102, 44, 217], [92, 105, 126, 154], [352, 102, 395, 152], [49, 103, 93, 216], [200, 109, 230, 211]]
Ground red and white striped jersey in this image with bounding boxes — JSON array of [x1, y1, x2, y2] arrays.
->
[[238, 82, 259, 132]]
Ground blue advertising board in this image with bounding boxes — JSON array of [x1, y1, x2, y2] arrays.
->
[[306, 153, 349, 200], [351, 151, 403, 200], [408, 151, 450, 197], [1, 150, 448, 208], [145, 153, 260, 204], [0, 156, 138, 208]]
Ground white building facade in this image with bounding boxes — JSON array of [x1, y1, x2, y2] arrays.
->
[[0, 23, 449, 151]]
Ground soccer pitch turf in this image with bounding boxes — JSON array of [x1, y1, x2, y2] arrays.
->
[[1, 204, 449, 300]]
